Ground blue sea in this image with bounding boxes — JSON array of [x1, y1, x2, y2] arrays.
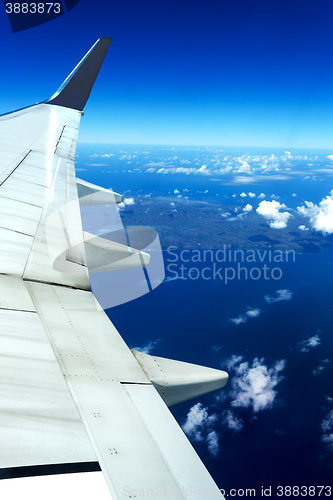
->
[[77, 144, 333, 496]]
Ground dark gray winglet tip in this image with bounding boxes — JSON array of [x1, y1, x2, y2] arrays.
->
[[46, 38, 112, 111]]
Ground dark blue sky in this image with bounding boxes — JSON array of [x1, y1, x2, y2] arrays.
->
[[1, 0, 333, 147]]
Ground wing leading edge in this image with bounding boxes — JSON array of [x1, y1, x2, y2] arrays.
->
[[0, 40, 228, 499]]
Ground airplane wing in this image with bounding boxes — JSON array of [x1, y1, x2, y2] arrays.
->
[[0, 39, 228, 498]]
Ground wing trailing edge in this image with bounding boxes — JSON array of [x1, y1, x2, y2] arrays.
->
[[46, 38, 112, 111]]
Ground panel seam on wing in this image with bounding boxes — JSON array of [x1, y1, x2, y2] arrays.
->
[[0, 149, 32, 186]]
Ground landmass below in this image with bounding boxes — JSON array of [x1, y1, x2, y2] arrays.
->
[[81, 197, 333, 253]]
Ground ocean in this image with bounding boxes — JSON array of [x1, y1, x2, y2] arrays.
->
[[77, 143, 333, 495]]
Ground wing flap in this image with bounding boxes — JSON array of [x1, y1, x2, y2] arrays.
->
[[0, 276, 97, 470], [23, 280, 223, 498], [77, 178, 122, 205], [83, 231, 150, 273]]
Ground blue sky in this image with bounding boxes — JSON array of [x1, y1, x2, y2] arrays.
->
[[1, 0, 333, 148]]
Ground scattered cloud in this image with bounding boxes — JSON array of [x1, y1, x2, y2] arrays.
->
[[313, 359, 329, 376], [230, 308, 261, 325], [228, 357, 286, 413], [206, 431, 220, 457], [198, 165, 210, 175], [182, 403, 217, 441], [230, 315, 246, 325], [230, 175, 290, 185], [264, 289, 293, 304], [182, 403, 219, 456], [245, 308, 261, 318], [240, 192, 247, 197], [224, 355, 244, 371], [321, 402, 333, 449], [248, 192, 256, 198], [298, 225, 309, 231], [298, 334, 321, 353], [297, 190, 333, 234], [256, 200, 292, 229], [258, 193, 266, 199], [131, 339, 161, 355], [123, 197, 135, 205], [222, 410, 244, 432], [243, 204, 253, 212], [237, 161, 251, 173]]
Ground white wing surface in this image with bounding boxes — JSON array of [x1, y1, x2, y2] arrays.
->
[[0, 39, 228, 498]]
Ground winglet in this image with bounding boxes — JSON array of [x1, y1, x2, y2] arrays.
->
[[46, 38, 112, 111]]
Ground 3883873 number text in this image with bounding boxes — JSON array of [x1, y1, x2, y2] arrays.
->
[[277, 485, 332, 496], [5, 3, 61, 14]]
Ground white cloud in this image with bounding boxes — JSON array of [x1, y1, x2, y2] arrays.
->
[[245, 308, 261, 318], [230, 308, 261, 325], [297, 190, 333, 234], [264, 289, 293, 303], [243, 204, 253, 212], [206, 431, 220, 457], [237, 161, 251, 173], [230, 315, 247, 325], [298, 334, 321, 353], [292, 193, 297, 197], [248, 192, 256, 198], [327, 155, 333, 160], [170, 202, 175, 206], [256, 200, 291, 229], [198, 165, 210, 175], [131, 339, 161, 355], [182, 403, 218, 452], [224, 355, 244, 371], [321, 406, 333, 449], [229, 357, 286, 412], [240, 192, 247, 197], [157, 167, 198, 174], [222, 410, 243, 431], [313, 359, 329, 376], [298, 225, 309, 231], [322, 410, 333, 432], [123, 197, 135, 205], [174, 189, 179, 194], [258, 193, 266, 199]]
